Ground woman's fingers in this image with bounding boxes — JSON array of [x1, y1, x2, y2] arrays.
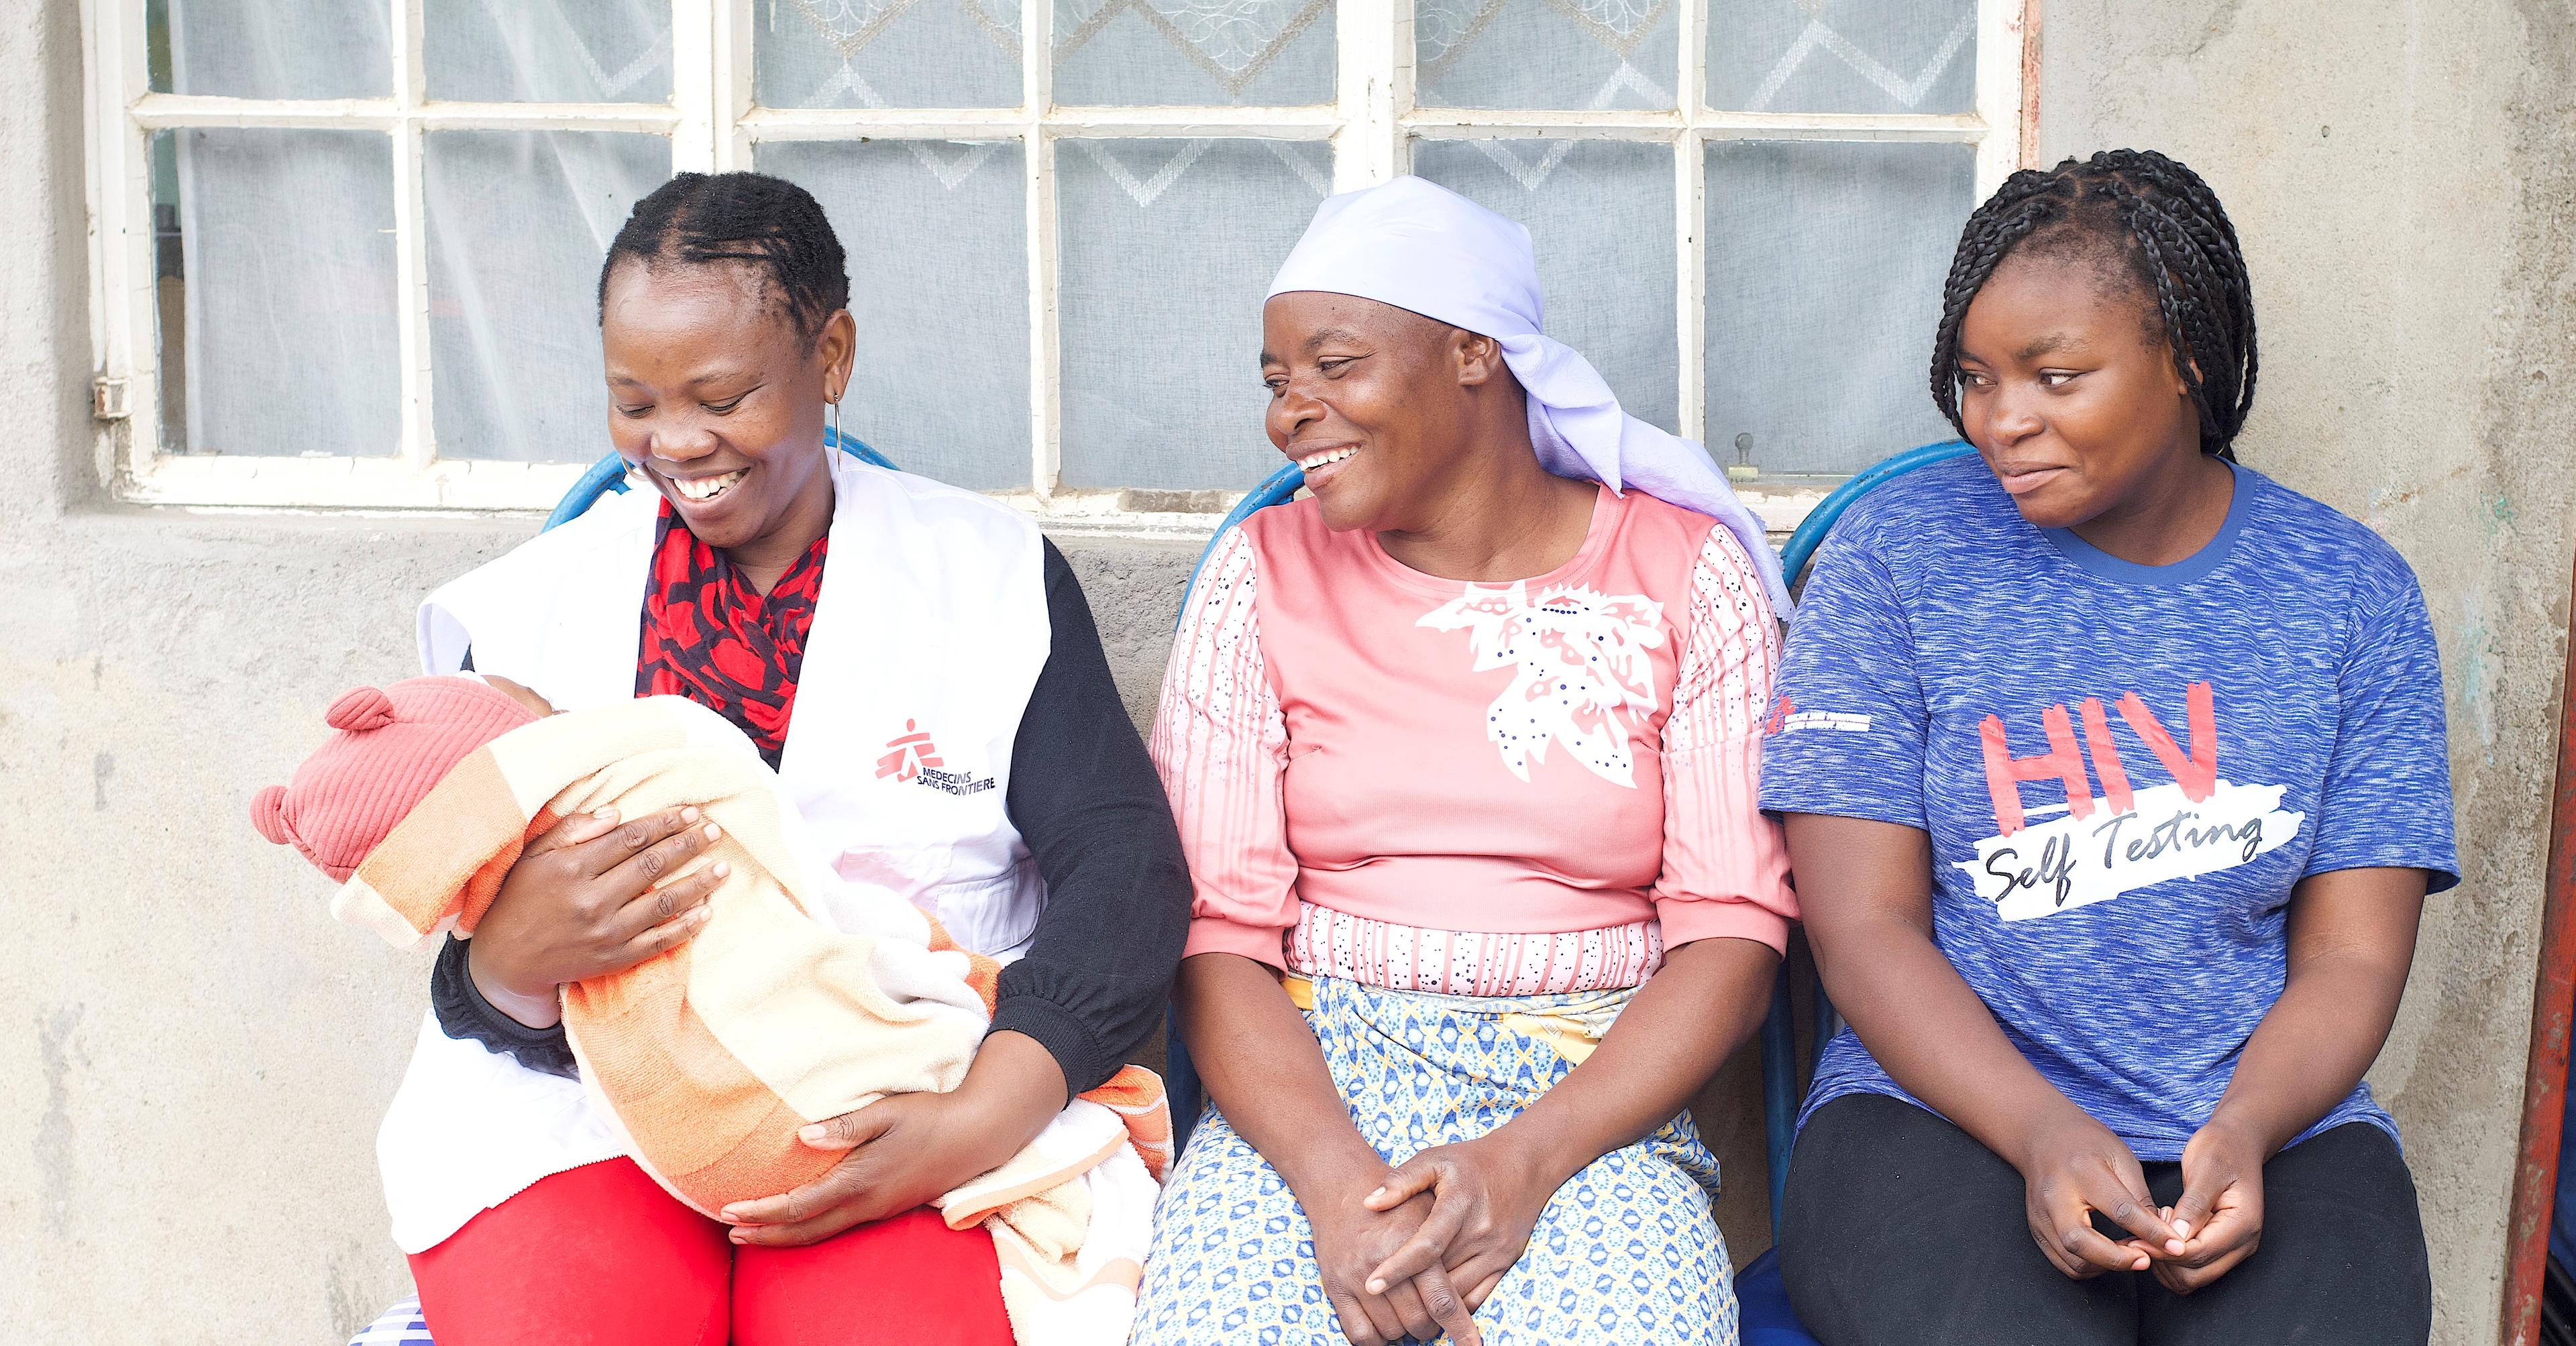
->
[[2080, 1162, 2182, 1253], [1440, 1249, 1519, 1313], [2037, 1184, 2148, 1276], [2172, 1198, 2261, 1268], [608, 894, 712, 968], [1343, 1284, 1406, 1346], [2169, 1190, 2215, 1246], [576, 806, 704, 880], [1364, 1155, 1445, 1211], [721, 1160, 888, 1232], [519, 807, 622, 860], [1365, 1188, 1472, 1293], [606, 861, 726, 945], [2155, 1213, 2262, 1293], [798, 1103, 898, 1152], [1379, 1281, 1442, 1343], [1408, 1264, 1481, 1346], [1326, 1290, 1389, 1346], [618, 819, 722, 893], [724, 1195, 881, 1248], [720, 1181, 820, 1228], [2168, 1160, 2243, 1250]]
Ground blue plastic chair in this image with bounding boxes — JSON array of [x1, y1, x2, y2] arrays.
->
[[1755, 438, 1974, 1221], [1737, 438, 1974, 1343], [542, 428, 897, 531], [1161, 463, 1307, 1158]]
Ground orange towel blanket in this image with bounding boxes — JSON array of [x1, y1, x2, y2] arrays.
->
[[333, 693, 1167, 1343]]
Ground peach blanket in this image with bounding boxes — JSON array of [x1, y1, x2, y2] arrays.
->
[[333, 694, 1166, 1343]]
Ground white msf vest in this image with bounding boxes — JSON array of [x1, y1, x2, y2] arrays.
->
[[380, 452, 1053, 1251]]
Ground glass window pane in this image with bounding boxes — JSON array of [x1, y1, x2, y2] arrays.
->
[[426, 0, 675, 103], [1415, 0, 1678, 111], [162, 129, 400, 457], [149, 131, 186, 454], [1707, 0, 1976, 115], [1054, 0, 1334, 105], [1057, 138, 1329, 490], [426, 132, 671, 463], [755, 0, 1021, 109], [159, 0, 390, 99], [1412, 138, 1678, 431], [761, 139, 1032, 492], [1703, 139, 1973, 478]]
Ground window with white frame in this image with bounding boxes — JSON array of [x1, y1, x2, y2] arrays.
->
[[85, 0, 2029, 518]]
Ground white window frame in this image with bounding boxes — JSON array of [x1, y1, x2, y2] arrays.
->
[[80, 0, 2035, 527]]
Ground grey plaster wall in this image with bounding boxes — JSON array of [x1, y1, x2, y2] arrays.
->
[[2039, 3, 2576, 1339], [0, 0, 2567, 1341]]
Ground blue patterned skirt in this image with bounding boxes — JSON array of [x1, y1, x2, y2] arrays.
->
[[1131, 974, 1737, 1345]]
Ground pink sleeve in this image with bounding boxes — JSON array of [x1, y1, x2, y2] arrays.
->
[[1149, 527, 1297, 967], [1656, 525, 1799, 954]]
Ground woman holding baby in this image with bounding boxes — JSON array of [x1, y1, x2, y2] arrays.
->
[[373, 172, 1191, 1344]]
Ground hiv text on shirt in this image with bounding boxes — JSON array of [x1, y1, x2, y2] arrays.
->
[[1960, 681, 2303, 922]]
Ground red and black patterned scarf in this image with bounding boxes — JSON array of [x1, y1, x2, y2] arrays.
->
[[635, 502, 829, 769]]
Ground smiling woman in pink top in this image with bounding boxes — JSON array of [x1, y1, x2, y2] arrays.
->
[[1128, 177, 1798, 1346]]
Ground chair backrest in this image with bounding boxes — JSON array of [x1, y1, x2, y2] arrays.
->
[[1174, 462, 1307, 628], [541, 429, 898, 532], [1159, 461, 1305, 1154], [1754, 438, 1972, 1234]]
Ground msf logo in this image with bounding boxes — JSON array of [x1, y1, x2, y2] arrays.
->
[[876, 720, 942, 783]]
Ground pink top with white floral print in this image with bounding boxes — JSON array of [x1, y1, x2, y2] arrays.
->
[[1150, 485, 1796, 993]]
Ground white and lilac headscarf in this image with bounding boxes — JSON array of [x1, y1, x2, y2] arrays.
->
[[1266, 174, 1792, 614]]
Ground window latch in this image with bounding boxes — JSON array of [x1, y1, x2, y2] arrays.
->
[[92, 376, 131, 422], [1727, 432, 1760, 484]]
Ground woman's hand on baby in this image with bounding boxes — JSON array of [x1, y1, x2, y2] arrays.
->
[[720, 1029, 1068, 1248], [467, 805, 727, 1014], [718, 1091, 981, 1245], [2013, 1108, 2185, 1280]]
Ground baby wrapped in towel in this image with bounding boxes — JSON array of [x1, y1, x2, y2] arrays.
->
[[252, 675, 1164, 1345]]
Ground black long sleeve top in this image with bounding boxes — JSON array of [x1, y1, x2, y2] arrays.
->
[[431, 539, 1192, 1097]]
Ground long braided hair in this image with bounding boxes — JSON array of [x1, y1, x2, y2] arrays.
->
[[1928, 150, 2257, 461], [598, 172, 850, 343]]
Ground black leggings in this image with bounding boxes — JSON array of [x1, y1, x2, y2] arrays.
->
[[1778, 1094, 2431, 1346]]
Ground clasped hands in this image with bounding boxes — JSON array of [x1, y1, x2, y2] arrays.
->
[[1308, 1130, 1565, 1346], [2019, 1110, 2267, 1294]]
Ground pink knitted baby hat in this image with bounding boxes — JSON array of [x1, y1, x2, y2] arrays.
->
[[250, 677, 539, 883]]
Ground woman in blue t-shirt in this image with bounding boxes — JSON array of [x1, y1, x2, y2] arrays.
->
[[1759, 149, 2456, 1345]]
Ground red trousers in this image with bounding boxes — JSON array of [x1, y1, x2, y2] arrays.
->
[[407, 1158, 1015, 1345]]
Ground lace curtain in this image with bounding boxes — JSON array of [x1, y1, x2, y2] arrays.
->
[[160, 0, 673, 461], [155, 0, 1976, 480]]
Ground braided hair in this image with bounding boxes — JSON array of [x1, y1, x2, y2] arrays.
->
[[1928, 150, 2257, 461], [598, 172, 850, 343]]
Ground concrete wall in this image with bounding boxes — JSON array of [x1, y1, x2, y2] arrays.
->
[[0, 0, 2566, 1340]]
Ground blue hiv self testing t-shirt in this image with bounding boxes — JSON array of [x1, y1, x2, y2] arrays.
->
[[1758, 456, 2459, 1160]]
